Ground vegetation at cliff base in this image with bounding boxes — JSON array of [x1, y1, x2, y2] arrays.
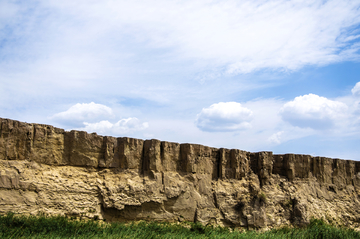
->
[[1, 212, 360, 238]]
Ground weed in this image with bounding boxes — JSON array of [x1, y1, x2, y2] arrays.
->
[[258, 192, 267, 203], [88, 208, 96, 213], [284, 199, 293, 208], [0, 213, 359, 238]]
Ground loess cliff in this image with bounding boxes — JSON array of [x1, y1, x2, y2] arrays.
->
[[0, 117, 360, 229]]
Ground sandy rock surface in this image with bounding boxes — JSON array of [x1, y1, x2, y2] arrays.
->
[[1, 117, 360, 229]]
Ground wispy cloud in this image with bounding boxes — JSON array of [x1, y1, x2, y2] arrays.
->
[[268, 131, 284, 145], [1, 0, 360, 83], [1, 0, 360, 109]]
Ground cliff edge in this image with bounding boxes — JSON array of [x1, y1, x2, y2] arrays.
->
[[0, 117, 360, 228]]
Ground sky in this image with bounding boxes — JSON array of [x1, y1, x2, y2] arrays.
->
[[1, 0, 360, 160]]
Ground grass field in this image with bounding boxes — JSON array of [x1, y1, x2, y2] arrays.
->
[[1, 212, 360, 238]]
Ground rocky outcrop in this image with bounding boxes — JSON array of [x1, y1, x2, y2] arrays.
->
[[0, 117, 360, 228]]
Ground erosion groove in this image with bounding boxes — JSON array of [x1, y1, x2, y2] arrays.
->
[[0, 117, 360, 229]]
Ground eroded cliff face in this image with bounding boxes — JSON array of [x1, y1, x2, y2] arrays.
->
[[1, 117, 360, 229]]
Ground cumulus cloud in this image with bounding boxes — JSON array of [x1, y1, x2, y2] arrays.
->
[[196, 102, 253, 132], [51, 102, 114, 126], [280, 94, 348, 130], [79, 118, 149, 136], [352, 82, 360, 96]]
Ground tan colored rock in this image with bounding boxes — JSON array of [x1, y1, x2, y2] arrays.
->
[[0, 117, 360, 229], [161, 141, 181, 172], [144, 139, 162, 173], [118, 137, 144, 170], [31, 124, 66, 165], [65, 130, 103, 167], [0, 119, 32, 161], [98, 136, 117, 168], [180, 144, 218, 178]]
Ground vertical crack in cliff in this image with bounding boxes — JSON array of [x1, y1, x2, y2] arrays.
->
[[31, 124, 36, 149], [216, 149, 222, 180], [98, 190, 107, 220], [193, 208, 198, 223], [141, 141, 147, 176], [213, 191, 219, 209], [160, 141, 165, 170]]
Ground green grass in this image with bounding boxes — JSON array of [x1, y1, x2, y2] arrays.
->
[[1, 212, 360, 238]]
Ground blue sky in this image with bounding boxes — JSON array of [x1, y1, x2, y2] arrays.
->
[[1, 0, 360, 160]]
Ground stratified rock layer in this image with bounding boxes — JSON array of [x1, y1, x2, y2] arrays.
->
[[0, 117, 360, 228]]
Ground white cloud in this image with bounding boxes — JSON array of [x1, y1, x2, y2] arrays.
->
[[50, 102, 149, 136], [351, 82, 360, 96], [51, 102, 114, 126], [80, 118, 149, 136], [2, 1, 360, 160], [268, 131, 284, 145], [195, 102, 253, 132], [0, 1, 18, 22], [1, 0, 359, 88], [280, 94, 348, 130], [46, 0, 360, 74]]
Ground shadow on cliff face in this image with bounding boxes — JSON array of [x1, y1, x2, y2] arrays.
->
[[290, 198, 309, 226], [100, 201, 177, 223]]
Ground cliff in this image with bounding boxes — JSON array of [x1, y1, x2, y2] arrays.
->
[[0, 117, 360, 229]]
